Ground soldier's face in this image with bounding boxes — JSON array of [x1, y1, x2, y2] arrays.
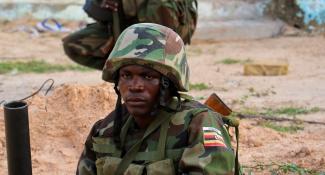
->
[[118, 65, 161, 117]]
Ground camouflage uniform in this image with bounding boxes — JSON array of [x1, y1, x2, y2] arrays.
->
[[77, 23, 235, 175], [63, 0, 198, 70]]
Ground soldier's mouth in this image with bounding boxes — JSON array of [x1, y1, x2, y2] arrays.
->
[[125, 97, 146, 106]]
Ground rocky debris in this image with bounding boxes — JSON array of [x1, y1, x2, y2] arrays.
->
[[0, 83, 116, 175]]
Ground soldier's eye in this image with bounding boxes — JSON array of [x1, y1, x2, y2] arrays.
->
[[144, 75, 153, 80], [120, 73, 131, 79]]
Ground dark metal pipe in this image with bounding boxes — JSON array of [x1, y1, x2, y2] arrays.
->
[[4, 101, 32, 175]]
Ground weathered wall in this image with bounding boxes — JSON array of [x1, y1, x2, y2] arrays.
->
[[199, 0, 269, 21], [298, 0, 325, 25], [0, 0, 81, 4], [0, 0, 87, 21], [1, 0, 284, 41], [267, 0, 325, 32], [0, 0, 324, 40], [194, 0, 284, 41]]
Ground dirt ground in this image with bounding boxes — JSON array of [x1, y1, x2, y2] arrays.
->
[[0, 20, 325, 174]]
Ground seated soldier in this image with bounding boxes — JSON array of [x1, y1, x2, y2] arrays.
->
[[63, 0, 198, 70], [77, 23, 235, 175]]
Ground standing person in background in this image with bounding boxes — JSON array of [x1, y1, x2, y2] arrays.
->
[[62, 0, 198, 70], [77, 23, 236, 175]]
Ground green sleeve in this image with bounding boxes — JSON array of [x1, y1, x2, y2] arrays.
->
[[179, 111, 235, 175], [137, 0, 179, 30], [77, 153, 96, 175], [76, 120, 103, 175]]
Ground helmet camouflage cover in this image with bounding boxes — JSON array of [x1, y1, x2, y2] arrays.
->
[[102, 23, 190, 91]]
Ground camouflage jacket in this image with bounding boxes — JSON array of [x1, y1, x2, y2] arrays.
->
[[77, 99, 235, 175], [84, 0, 197, 44]]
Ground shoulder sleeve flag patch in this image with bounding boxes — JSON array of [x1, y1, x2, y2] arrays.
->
[[203, 127, 226, 147]]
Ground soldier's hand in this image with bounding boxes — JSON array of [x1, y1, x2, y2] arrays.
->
[[100, 0, 118, 12]]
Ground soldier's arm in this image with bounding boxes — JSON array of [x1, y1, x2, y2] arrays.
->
[[76, 120, 103, 175], [179, 111, 235, 175], [100, 0, 118, 11]]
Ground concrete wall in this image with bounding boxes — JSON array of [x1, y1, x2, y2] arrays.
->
[[298, 0, 325, 28], [0, 0, 87, 21], [0, 0, 284, 41], [199, 0, 269, 21], [0, 0, 324, 40], [267, 0, 325, 32], [0, 0, 82, 4], [194, 0, 284, 41]]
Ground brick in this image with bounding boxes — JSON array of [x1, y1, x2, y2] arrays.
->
[[244, 60, 288, 76]]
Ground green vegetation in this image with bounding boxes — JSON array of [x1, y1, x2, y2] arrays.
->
[[0, 60, 92, 74], [189, 83, 210, 91], [219, 58, 240, 64], [273, 163, 317, 175], [231, 87, 276, 106], [261, 121, 304, 133], [262, 107, 321, 116], [193, 96, 205, 101], [236, 106, 322, 118], [247, 87, 276, 97], [244, 162, 318, 175], [187, 47, 203, 56], [236, 107, 259, 116], [217, 58, 252, 65], [232, 106, 322, 133]]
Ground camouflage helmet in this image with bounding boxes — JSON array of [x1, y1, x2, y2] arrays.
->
[[102, 23, 190, 91]]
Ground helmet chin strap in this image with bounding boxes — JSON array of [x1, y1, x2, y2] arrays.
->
[[158, 76, 181, 112], [113, 78, 124, 148], [159, 76, 170, 107], [161, 76, 170, 89]]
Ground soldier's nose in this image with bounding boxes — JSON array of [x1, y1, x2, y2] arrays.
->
[[129, 76, 144, 91]]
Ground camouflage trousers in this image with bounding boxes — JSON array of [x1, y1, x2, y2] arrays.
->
[[62, 22, 114, 70], [62, 20, 193, 70], [63, 0, 197, 70]]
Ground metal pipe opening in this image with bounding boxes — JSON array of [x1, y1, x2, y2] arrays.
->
[[4, 101, 32, 175]]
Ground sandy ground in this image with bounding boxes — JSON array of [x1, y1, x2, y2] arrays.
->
[[0, 20, 325, 174]]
